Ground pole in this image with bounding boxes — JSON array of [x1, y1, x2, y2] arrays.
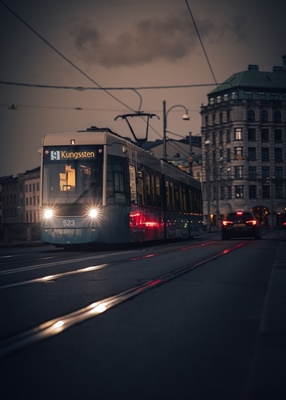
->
[[215, 160, 220, 230], [206, 142, 211, 232], [163, 100, 167, 159]]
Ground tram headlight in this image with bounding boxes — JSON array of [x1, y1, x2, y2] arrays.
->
[[43, 208, 54, 219], [88, 208, 98, 219]]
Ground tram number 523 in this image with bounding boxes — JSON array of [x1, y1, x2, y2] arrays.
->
[[63, 220, 76, 227]]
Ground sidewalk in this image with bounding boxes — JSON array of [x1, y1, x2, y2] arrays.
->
[[245, 228, 286, 398]]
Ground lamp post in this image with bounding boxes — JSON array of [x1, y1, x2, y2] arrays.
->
[[205, 140, 211, 232], [163, 99, 190, 160], [267, 174, 275, 229]]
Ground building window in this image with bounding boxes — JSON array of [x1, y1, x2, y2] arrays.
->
[[275, 185, 283, 198], [261, 110, 268, 123], [227, 148, 231, 161], [235, 186, 244, 198], [231, 92, 237, 100], [29, 184, 32, 192], [223, 94, 228, 101], [248, 128, 256, 141], [212, 151, 216, 163], [249, 166, 256, 179], [227, 111, 231, 123], [219, 131, 223, 144], [274, 129, 282, 141], [217, 96, 221, 103], [274, 111, 281, 123], [249, 186, 257, 199], [262, 167, 270, 179], [227, 186, 232, 199], [210, 98, 214, 105], [244, 91, 253, 99], [261, 129, 269, 141], [212, 132, 216, 145], [219, 113, 223, 124], [275, 167, 283, 179], [262, 185, 270, 198], [205, 116, 208, 126], [234, 147, 243, 160], [37, 182, 40, 191], [213, 114, 216, 124], [25, 184, 28, 192], [220, 186, 225, 200], [275, 148, 283, 161], [248, 147, 256, 161], [226, 130, 231, 143], [270, 93, 278, 100], [247, 110, 255, 121], [235, 166, 243, 179], [261, 148, 269, 161], [257, 92, 266, 99], [234, 128, 242, 140]]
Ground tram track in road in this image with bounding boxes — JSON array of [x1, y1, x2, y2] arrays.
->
[[0, 240, 248, 358], [0, 241, 216, 288], [0, 240, 216, 279]]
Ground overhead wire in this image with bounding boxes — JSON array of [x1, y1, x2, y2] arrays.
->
[[0, 0, 141, 112], [184, 0, 219, 90], [1, 0, 217, 146], [0, 80, 218, 91]]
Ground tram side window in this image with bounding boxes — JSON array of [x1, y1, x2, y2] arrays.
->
[[138, 170, 145, 205], [129, 165, 137, 204], [170, 182, 175, 210], [174, 184, 181, 211], [155, 176, 162, 208], [182, 187, 187, 212], [165, 180, 171, 210], [145, 172, 152, 206], [106, 155, 129, 205], [189, 189, 193, 213]]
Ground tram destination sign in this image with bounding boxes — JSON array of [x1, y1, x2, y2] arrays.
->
[[44, 146, 100, 162]]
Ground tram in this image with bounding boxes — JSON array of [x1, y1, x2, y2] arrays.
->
[[39, 126, 203, 247]]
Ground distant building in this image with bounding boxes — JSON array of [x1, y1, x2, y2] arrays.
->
[[1, 167, 40, 223], [200, 55, 286, 229], [142, 134, 202, 178]]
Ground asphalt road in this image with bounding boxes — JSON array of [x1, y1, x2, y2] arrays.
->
[[0, 231, 285, 400]]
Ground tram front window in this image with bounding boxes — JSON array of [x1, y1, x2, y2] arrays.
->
[[42, 146, 103, 205]]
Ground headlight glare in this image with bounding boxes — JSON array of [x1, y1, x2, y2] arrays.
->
[[88, 208, 98, 218], [43, 208, 54, 219]]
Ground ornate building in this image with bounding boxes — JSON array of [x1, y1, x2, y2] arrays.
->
[[200, 55, 286, 229]]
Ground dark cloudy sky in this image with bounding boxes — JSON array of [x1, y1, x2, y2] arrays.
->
[[1, 0, 285, 176]]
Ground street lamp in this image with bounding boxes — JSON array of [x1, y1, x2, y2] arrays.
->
[[205, 140, 211, 232], [163, 99, 190, 160]]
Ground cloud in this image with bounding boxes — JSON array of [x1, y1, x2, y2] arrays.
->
[[71, 11, 247, 68]]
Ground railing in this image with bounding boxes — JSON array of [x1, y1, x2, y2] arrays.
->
[[0, 223, 41, 243]]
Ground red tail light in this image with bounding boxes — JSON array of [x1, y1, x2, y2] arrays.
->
[[246, 219, 257, 226], [222, 220, 233, 226]]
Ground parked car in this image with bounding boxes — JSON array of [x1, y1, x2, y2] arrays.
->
[[221, 211, 262, 240]]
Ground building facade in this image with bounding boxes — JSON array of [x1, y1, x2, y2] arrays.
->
[[200, 56, 286, 229], [1, 167, 40, 223]]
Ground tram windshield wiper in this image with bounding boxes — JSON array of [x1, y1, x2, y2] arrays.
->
[[73, 180, 96, 204]]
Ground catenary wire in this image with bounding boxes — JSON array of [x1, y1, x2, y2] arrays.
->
[[184, 0, 219, 89], [0, 1, 141, 112]]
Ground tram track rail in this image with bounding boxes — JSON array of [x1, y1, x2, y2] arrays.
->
[[0, 241, 248, 358]]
